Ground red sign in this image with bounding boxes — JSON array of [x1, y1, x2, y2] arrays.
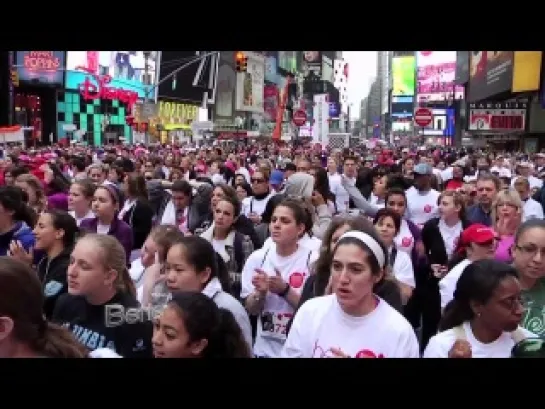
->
[[292, 109, 307, 126], [77, 66, 139, 112], [414, 108, 433, 127], [23, 51, 60, 72], [468, 102, 527, 132]]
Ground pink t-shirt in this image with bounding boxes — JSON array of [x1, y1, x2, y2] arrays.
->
[[495, 235, 515, 263]]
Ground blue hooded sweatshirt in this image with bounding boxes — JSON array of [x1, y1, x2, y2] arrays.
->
[[0, 221, 35, 256]]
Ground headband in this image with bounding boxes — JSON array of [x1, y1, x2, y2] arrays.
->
[[337, 231, 386, 269]]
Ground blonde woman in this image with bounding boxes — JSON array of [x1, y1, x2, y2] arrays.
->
[[15, 173, 47, 215], [492, 189, 523, 263], [51, 234, 152, 358]]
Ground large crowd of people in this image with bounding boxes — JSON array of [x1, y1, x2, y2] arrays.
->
[[1, 142, 544, 358]]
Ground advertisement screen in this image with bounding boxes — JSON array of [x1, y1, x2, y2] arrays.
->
[[65, 51, 158, 98], [455, 51, 470, 84], [264, 52, 279, 84], [512, 51, 542, 93], [416, 51, 465, 103], [391, 96, 414, 118], [16, 51, 65, 86], [392, 56, 415, 96], [468, 52, 514, 102], [278, 52, 297, 73]]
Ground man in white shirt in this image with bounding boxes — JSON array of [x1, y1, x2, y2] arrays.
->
[[327, 157, 349, 213], [514, 176, 544, 221], [405, 163, 440, 228]]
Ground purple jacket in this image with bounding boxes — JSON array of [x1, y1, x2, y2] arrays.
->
[[79, 217, 133, 265], [48, 192, 69, 211]]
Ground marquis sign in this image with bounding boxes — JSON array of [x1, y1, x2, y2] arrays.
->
[[77, 66, 139, 112]]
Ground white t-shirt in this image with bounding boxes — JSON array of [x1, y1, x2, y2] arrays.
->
[[369, 193, 385, 209], [390, 247, 415, 288], [211, 238, 227, 255], [438, 219, 463, 259], [394, 219, 415, 256], [424, 321, 534, 358], [439, 259, 472, 309], [69, 210, 95, 227], [240, 245, 318, 358], [329, 173, 349, 213], [261, 234, 321, 253], [405, 186, 440, 228], [242, 192, 275, 217], [96, 223, 111, 235], [523, 198, 544, 221], [281, 294, 420, 358]]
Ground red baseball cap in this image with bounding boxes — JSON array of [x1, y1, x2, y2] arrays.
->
[[461, 224, 497, 245]]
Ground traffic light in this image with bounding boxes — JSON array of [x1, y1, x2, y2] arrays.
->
[[235, 51, 248, 72]]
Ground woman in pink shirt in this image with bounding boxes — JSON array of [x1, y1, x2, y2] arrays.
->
[[493, 189, 523, 263]]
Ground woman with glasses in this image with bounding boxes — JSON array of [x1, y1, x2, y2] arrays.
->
[[512, 219, 545, 337], [424, 259, 533, 358], [243, 167, 275, 226], [439, 224, 498, 310]]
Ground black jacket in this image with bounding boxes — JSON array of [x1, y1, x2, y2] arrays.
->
[[52, 291, 153, 358], [121, 199, 154, 250], [37, 247, 72, 320]]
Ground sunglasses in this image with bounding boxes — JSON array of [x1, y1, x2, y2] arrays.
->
[[251, 178, 266, 184]]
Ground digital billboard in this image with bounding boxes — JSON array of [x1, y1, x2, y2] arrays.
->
[[416, 51, 465, 103], [16, 51, 65, 86], [392, 56, 415, 96], [468, 51, 514, 102], [65, 51, 158, 98], [278, 51, 297, 73], [391, 96, 414, 119]]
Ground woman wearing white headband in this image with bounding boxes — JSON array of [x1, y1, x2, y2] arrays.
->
[[282, 228, 420, 358]]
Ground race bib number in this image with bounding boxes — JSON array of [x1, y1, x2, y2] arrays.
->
[[260, 311, 293, 341]]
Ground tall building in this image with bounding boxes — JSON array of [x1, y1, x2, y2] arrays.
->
[[366, 78, 381, 138], [377, 51, 392, 137]]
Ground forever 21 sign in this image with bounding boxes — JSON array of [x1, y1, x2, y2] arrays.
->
[[468, 101, 527, 132]]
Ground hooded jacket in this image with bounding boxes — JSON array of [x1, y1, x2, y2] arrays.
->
[[0, 221, 35, 256], [79, 217, 133, 265], [37, 247, 72, 319]]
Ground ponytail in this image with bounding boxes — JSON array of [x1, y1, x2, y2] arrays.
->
[[34, 321, 89, 358], [205, 309, 252, 358], [438, 299, 473, 332], [119, 267, 137, 298]]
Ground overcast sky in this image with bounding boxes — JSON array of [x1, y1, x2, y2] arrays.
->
[[343, 51, 377, 119]]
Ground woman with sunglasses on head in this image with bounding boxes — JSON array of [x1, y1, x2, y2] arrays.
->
[[152, 291, 252, 358], [241, 198, 318, 358], [424, 259, 533, 358], [492, 189, 523, 264], [439, 224, 498, 311], [511, 219, 545, 337], [80, 184, 133, 265], [68, 179, 95, 226], [0, 257, 88, 358], [282, 228, 419, 358], [52, 234, 152, 357]]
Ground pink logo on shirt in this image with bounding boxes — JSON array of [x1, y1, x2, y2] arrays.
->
[[401, 237, 413, 247], [289, 272, 305, 289], [355, 349, 385, 358], [424, 204, 432, 213]]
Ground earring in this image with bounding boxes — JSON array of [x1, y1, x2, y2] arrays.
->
[[477, 312, 482, 317]]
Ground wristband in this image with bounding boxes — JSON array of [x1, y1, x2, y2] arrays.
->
[[278, 283, 290, 297]]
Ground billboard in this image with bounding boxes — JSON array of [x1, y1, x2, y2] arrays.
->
[[468, 51, 514, 102], [278, 52, 297, 73], [15, 51, 65, 86], [65, 51, 158, 98], [512, 52, 542, 93], [455, 51, 470, 84], [264, 52, 279, 84], [391, 96, 414, 118], [416, 51, 465, 103], [392, 56, 415, 96], [301, 51, 322, 78], [235, 52, 264, 113], [468, 101, 527, 132]]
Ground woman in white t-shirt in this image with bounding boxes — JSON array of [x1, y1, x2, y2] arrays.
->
[[282, 228, 420, 358], [424, 259, 533, 358], [241, 198, 318, 358], [373, 208, 415, 304]]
